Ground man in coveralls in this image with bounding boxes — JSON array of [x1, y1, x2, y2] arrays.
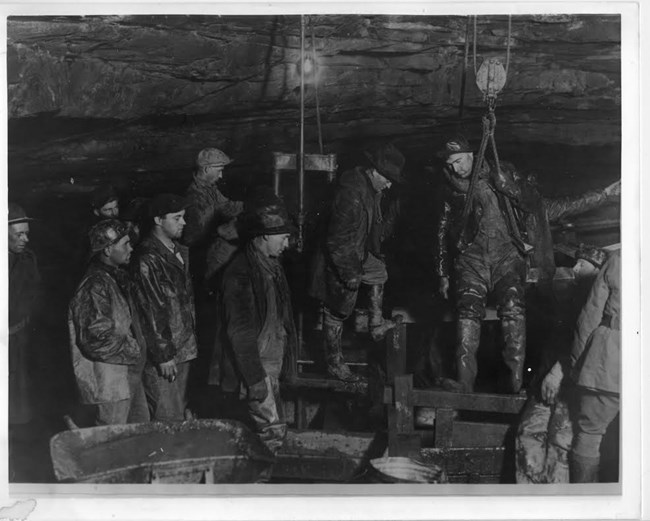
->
[[435, 135, 620, 394]]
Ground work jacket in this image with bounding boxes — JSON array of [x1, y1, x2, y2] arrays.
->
[[183, 176, 244, 283], [435, 160, 611, 283], [308, 167, 385, 316], [68, 261, 144, 404], [131, 235, 197, 365], [209, 243, 297, 393], [9, 248, 40, 334], [570, 250, 621, 394]]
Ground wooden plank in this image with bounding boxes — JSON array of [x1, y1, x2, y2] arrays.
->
[[434, 408, 454, 448], [272, 152, 338, 173], [282, 374, 368, 394], [394, 374, 414, 434], [452, 421, 511, 448], [412, 389, 527, 414]]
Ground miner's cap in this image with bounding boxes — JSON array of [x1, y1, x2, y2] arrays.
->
[[437, 135, 475, 159], [88, 219, 129, 253], [91, 185, 119, 209], [363, 142, 406, 184], [196, 148, 233, 168]]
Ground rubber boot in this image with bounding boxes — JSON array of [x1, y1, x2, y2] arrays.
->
[[368, 284, 396, 342], [456, 318, 482, 392], [570, 453, 600, 483], [501, 314, 526, 394], [323, 316, 360, 383]]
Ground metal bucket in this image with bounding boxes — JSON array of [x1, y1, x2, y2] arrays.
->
[[368, 457, 447, 484]]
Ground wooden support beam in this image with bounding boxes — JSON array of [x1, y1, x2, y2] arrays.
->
[[411, 389, 527, 414], [434, 408, 455, 448]]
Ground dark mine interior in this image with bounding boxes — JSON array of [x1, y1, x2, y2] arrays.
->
[[7, 13, 621, 486]]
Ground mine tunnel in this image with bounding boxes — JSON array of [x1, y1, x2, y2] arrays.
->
[[7, 14, 622, 485]]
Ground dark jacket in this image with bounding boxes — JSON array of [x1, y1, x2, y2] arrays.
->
[[9, 248, 40, 333], [435, 161, 611, 283], [68, 261, 144, 404], [308, 167, 382, 316], [570, 250, 620, 394], [131, 235, 197, 365], [208, 244, 297, 392]]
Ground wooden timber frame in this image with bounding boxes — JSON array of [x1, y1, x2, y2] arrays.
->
[[382, 318, 528, 458]]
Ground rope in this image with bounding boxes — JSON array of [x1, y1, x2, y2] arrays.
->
[[310, 23, 324, 155], [458, 15, 472, 125]]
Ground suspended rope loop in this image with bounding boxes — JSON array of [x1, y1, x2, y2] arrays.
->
[[473, 15, 478, 77], [504, 15, 512, 79]]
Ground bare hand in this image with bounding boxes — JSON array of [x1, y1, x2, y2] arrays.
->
[[603, 180, 621, 199], [159, 360, 178, 382], [439, 277, 450, 300], [541, 362, 563, 405], [248, 379, 269, 402]]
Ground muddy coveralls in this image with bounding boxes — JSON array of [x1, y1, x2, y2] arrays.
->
[[209, 239, 297, 453], [436, 161, 615, 394], [569, 250, 620, 482], [436, 162, 529, 393]]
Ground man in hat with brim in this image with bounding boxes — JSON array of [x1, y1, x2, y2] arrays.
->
[[131, 194, 198, 421], [183, 147, 244, 284], [208, 197, 297, 452], [516, 243, 610, 484], [309, 142, 406, 382], [434, 134, 620, 394], [68, 219, 148, 426], [8, 202, 40, 427]]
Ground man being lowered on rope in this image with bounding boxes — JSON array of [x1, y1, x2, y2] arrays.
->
[[435, 134, 620, 394]]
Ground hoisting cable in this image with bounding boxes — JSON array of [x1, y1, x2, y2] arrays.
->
[[310, 20, 324, 155], [457, 15, 530, 254], [457, 15, 472, 125], [298, 14, 306, 253]]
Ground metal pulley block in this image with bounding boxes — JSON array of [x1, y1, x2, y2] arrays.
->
[[475, 57, 507, 99]]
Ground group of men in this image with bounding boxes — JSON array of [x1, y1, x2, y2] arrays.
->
[[8, 135, 621, 477]]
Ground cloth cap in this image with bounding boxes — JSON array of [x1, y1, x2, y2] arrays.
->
[[91, 185, 119, 209], [8, 202, 35, 225], [437, 135, 474, 158], [238, 202, 296, 239], [576, 244, 607, 269], [148, 193, 188, 219], [363, 142, 406, 184], [89, 219, 129, 253], [196, 148, 233, 168]]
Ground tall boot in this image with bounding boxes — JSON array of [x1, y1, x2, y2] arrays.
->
[[323, 316, 360, 383], [368, 284, 396, 342], [456, 318, 482, 392], [501, 314, 526, 394], [570, 453, 600, 483]]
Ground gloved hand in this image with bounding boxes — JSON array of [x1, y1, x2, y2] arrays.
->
[[248, 379, 269, 402], [603, 180, 621, 200], [541, 361, 564, 405], [344, 278, 360, 291]]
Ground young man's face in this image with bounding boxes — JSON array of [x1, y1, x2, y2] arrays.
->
[[369, 170, 392, 192], [95, 199, 119, 219], [8, 223, 30, 254], [156, 210, 186, 240], [446, 152, 474, 179], [261, 233, 290, 258], [106, 235, 133, 266], [199, 165, 225, 184]]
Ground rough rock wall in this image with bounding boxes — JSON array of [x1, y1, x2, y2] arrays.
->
[[8, 14, 620, 202]]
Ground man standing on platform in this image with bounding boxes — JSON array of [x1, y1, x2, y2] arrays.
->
[[132, 194, 197, 421], [309, 143, 406, 383], [435, 134, 620, 394]]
